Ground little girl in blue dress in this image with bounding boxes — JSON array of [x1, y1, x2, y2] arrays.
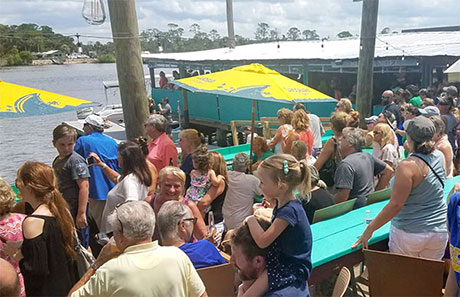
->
[[185, 146, 224, 204], [244, 154, 312, 296]]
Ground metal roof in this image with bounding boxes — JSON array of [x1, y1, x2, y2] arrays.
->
[[445, 58, 460, 74], [142, 31, 460, 63]]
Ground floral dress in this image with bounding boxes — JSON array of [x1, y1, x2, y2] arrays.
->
[[0, 213, 26, 297], [185, 174, 212, 203]]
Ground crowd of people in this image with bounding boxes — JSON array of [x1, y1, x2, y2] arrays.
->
[[1, 83, 460, 297]]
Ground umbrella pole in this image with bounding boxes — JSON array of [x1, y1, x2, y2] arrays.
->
[[249, 99, 256, 173]]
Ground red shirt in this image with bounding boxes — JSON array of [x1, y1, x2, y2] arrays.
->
[[147, 133, 178, 172], [299, 129, 314, 156]]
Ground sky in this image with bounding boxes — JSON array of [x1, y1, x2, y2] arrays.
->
[[1, 0, 459, 44]]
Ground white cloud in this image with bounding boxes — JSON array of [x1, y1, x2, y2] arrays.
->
[[0, 0, 458, 44]]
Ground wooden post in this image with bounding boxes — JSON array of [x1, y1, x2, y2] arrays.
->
[[263, 121, 270, 139], [149, 65, 156, 89], [107, 0, 148, 139], [179, 64, 190, 128], [249, 99, 256, 173], [231, 121, 239, 146], [226, 0, 236, 49], [356, 0, 379, 128]]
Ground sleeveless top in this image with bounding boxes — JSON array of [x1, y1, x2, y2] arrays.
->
[[392, 151, 448, 233], [0, 213, 26, 297], [444, 113, 457, 150], [20, 214, 77, 296], [185, 174, 212, 203], [299, 129, 314, 156], [205, 183, 228, 224], [274, 124, 293, 154]]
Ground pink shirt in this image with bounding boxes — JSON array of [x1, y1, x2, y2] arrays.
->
[[0, 213, 26, 297], [147, 133, 178, 172]]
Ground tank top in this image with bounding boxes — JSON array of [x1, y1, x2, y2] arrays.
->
[[392, 151, 447, 233], [444, 113, 457, 150]]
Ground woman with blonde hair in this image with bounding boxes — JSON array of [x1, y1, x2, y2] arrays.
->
[[178, 129, 206, 189], [0, 178, 26, 297], [373, 123, 399, 170], [314, 111, 348, 186], [335, 98, 353, 113], [9, 162, 77, 296], [268, 108, 293, 153], [149, 166, 207, 241], [283, 109, 314, 156]]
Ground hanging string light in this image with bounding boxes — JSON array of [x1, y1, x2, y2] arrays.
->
[[82, 0, 106, 25]]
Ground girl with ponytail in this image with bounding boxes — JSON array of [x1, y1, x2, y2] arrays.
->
[[12, 162, 77, 296], [242, 154, 313, 296]]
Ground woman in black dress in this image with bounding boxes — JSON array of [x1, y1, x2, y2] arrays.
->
[[14, 162, 77, 296]]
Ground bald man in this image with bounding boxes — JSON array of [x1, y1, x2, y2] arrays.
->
[[381, 89, 402, 125], [0, 258, 20, 297]]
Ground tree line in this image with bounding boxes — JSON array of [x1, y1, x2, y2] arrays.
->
[[1, 22, 378, 66]]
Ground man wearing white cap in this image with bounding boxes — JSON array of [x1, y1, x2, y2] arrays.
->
[[75, 115, 119, 245]]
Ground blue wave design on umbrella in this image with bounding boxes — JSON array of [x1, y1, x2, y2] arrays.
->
[[1, 93, 97, 118]]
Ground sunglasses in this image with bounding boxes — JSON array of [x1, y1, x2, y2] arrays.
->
[[182, 217, 198, 225]]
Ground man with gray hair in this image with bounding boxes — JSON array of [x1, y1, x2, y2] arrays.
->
[[158, 201, 226, 269], [222, 153, 262, 230], [69, 201, 207, 297], [334, 127, 393, 209], [145, 114, 177, 172]]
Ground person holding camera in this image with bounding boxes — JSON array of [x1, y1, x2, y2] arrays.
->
[[74, 115, 119, 235], [88, 141, 152, 234]]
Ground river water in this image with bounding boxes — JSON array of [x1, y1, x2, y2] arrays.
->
[[0, 63, 152, 183]]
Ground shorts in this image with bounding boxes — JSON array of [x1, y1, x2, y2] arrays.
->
[[389, 224, 448, 260]]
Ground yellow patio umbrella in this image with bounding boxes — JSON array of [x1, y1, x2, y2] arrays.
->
[[172, 63, 333, 103], [171, 63, 335, 167], [0, 80, 98, 118]]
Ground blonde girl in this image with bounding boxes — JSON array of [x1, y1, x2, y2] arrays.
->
[[243, 154, 312, 296], [373, 123, 399, 170], [185, 146, 223, 204]]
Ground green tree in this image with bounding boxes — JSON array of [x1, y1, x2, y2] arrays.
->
[[269, 29, 279, 41], [255, 23, 270, 40], [337, 31, 353, 38], [19, 50, 33, 64], [7, 46, 23, 65], [302, 29, 320, 40], [286, 27, 301, 40], [209, 29, 220, 42]]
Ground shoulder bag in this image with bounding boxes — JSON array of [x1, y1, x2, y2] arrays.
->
[[74, 230, 96, 277]]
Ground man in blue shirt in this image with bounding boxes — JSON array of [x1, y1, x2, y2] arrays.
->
[[230, 220, 310, 297], [74, 115, 119, 238], [157, 200, 226, 269]]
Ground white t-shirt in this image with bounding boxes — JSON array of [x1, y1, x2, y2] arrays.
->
[[223, 171, 262, 230], [100, 173, 149, 233], [379, 143, 399, 170], [308, 114, 323, 149]]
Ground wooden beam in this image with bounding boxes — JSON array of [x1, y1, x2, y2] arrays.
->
[[107, 0, 149, 140]]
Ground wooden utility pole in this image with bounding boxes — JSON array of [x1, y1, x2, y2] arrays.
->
[[107, 0, 149, 140], [356, 0, 379, 128], [226, 0, 236, 49]]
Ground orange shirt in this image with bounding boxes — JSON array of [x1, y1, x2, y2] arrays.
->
[[147, 133, 178, 172], [299, 129, 314, 156]]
